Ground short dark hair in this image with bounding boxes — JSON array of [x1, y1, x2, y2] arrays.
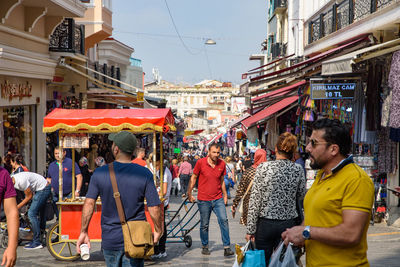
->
[[312, 118, 352, 157], [209, 143, 221, 150]]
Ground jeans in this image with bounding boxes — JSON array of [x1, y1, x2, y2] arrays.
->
[[255, 218, 296, 264], [197, 198, 230, 248], [224, 178, 231, 198], [52, 192, 72, 220], [180, 174, 190, 195], [103, 249, 144, 267], [28, 185, 52, 245]]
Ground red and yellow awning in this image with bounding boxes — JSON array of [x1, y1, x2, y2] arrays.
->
[[43, 108, 176, 133], [184, 129, 204, 136]]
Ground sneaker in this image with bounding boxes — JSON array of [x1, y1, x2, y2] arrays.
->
[[201, 247, 210, 255], [24, 243, 43, 250], [151, 253, 161, 260], [224, 248, 234, 257], [159, 252, 167, 258], [181, 194, 186, 198]]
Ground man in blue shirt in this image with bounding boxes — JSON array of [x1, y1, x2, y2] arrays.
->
[[47, 147, 83, 199], [77, 131, 162, 267]]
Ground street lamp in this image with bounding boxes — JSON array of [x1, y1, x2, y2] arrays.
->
[[204, 38, 216, 79]]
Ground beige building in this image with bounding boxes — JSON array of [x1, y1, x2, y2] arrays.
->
[[145, 80, 240, 132], [0, 0, 86, 174]]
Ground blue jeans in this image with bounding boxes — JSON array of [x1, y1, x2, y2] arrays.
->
[[28, 185, 52, 245], [103, 249, 144, 267], [224, 178, 231, 198], [197, 198, 230, 248]]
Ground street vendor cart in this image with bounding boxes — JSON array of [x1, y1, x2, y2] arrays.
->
[[42, 108, 175, 260]]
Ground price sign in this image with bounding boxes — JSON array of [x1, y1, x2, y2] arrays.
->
[[311, 81, 356, 100], [62, 133, 89, 148], [174, 148, 181, 154]]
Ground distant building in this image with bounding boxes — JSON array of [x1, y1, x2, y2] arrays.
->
[[145, 80, 242, 132]]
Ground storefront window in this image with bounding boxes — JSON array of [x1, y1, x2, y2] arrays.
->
[[2, 106, 35, 171]]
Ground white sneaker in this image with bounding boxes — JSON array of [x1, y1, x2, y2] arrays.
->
[[151, 253, 161, 260], [159, 252, 167, 258]]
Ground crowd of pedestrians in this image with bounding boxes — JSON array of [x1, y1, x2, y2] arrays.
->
[[0, 118, 377, 267]]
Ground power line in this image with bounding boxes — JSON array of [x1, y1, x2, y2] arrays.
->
[[164, 0, 202, 55]]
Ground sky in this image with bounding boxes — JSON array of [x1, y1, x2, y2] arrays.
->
[[112, 0, 267, 86]]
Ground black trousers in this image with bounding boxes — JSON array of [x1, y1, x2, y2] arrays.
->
[[180, 174, 190, 194], [255, 217, 296, 264]]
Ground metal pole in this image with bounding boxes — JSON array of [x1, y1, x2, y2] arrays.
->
[[72, 148, 75, 201], [153, 132, 157, 187], [58, 132, 63, 200], [159, 133, 164, 199]]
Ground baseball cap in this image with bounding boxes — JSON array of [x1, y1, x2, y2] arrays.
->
[[108, 131, 137, 154]]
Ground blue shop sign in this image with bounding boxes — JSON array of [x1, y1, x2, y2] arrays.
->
[[311, 82, 356, 100]]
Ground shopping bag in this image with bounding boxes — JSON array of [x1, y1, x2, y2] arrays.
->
[[269, 241, 298, 267], [242, 249, 266, 267], [232, 241, 251, 267]]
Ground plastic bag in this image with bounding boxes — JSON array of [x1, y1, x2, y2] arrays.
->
[[269, 242, 298, 267], [233, 241, 251, 267]]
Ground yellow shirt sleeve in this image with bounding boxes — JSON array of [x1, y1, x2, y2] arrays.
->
[[342, 172, 374, 213]]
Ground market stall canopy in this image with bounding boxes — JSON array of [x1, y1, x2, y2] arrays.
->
[[43, 108, 176, 133], [321, 38, 400, 75], [241, 96, 299, 129], [184, 129, 204, 136]]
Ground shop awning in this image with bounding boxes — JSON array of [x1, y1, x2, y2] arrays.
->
[[252, 80, 306, 102], [250, 35, 370, 82], [322, 38, 400, 75], [228, 114, 251, 129], [241, 96, 299, 129], [184, 129, 204, 136], [43, 108, 176, 133]]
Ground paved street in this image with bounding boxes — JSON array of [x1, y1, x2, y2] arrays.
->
[[5, 191, 400, 266]]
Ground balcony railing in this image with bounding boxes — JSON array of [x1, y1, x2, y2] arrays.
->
[[49, 18, 85, 55], [273, 0, 287, 14], [88, 61, 121, 88], [307, 0, 396, 44], [271, 42, 287, 59]]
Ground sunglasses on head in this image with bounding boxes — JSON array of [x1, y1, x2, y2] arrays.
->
[[309, 139, 330, 148]]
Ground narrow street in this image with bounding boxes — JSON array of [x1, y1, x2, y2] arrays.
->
[[8, 190, 400, 267]]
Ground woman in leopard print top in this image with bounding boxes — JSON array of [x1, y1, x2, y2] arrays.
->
[[245, 132, 306, 264]]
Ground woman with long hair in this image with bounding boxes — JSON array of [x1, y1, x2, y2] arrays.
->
[[246, 132, 306, 264], [231, 149, 267, 225]]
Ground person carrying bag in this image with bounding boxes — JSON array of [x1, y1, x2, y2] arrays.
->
[[109, 163, 155, 258]]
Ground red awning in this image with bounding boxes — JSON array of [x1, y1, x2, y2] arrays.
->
[[252, 80, 306, 102], [43, 108, 176, 133], [241, 96, 299, 129], [250, 35, 370, 82]]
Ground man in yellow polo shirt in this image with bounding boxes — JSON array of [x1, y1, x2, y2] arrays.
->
[[282, 118, 374, 267]]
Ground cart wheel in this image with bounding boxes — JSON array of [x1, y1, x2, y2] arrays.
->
[[46, 222, 79, 261], [184, 235, 192, 248]]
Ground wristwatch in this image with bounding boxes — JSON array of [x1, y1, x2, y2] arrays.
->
[[302, 226, 311, 240], [75, 190, 80, 193]]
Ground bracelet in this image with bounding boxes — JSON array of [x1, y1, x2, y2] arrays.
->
[[75, 190, 80, 193]]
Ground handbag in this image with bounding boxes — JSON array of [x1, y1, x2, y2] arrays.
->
[[242, 241, 266, 267], [108, 163, 154, 259], [238, 180, 254, 214]]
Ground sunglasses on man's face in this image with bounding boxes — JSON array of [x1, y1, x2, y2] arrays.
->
[[309, 139, 330, 148]]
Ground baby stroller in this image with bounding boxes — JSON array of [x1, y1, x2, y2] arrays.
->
[[0, 205, 35, 248]]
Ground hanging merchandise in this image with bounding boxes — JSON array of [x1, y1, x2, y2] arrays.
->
[[388, 51, 400, 128], [377, 127, 397, 174]]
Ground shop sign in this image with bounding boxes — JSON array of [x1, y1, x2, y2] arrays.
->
[[137, 91, 144, 102], [311, 81, 356, 100], [62, 133, 89, 149], [174, 148, 181, 154], [1, 80, 32, 100]]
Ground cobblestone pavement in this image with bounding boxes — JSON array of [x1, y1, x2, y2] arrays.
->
[[4, 190, 400, 266]]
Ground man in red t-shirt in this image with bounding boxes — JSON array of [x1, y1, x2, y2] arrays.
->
[[0, 167, 19, 266], [131, 147, 147, 167], [187, 143, 234, 257]]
